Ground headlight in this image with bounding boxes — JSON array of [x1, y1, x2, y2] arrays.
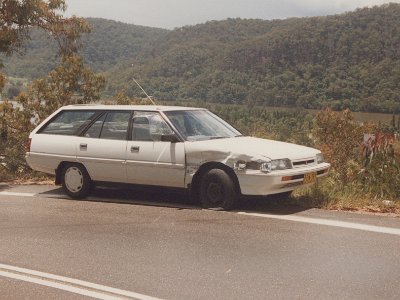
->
[[268, 159, 292, 171], [235, 160, 262, 171], [235, 158, 292, 173], [260, 162, 272, 172], [316, 153, 324, 164]]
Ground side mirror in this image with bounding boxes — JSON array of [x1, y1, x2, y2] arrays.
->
[[161, 134, 180, 143]]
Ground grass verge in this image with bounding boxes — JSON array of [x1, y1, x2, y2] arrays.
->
[[293, 182, 400, 215]]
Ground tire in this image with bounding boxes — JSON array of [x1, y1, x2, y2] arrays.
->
[[200, 169, 237, 210], [61, 163, 92, 199]]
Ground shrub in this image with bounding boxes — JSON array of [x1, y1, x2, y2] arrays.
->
[[312, 108, 400, 202]]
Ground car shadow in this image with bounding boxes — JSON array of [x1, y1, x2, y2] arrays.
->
[[237, 195, 309, 215], [39, 185, 198, 210], [0, 183, 11, 191], [38, 186, 310, 215]]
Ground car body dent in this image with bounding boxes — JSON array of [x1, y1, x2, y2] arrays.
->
[[188, 135, 318, 155], [184, 136, 327, 194], [184, 136, 320, 169]]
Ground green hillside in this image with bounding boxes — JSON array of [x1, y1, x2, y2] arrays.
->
[[2, 18, 168, 78], [3, 4, 400, 113], [114, 3, 399, 113]]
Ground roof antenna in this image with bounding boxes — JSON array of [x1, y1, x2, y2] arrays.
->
[[132, 77, 156, 105], [131, 67, 156, 105]]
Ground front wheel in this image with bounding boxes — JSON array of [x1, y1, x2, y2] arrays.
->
[[200, 169, 237, 210], [61, 163, 92, 199]]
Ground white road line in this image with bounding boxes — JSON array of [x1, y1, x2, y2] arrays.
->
[[238, 212, 400, 236], [0, 264, 163, 300], [0, 191, 36, 197], [0, 270, 124, 300]]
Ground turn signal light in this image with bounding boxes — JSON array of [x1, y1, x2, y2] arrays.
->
[[25, 138, 32, 152]]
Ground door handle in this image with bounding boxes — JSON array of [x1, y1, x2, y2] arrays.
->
[[131, 146, 140, 153], [80, 143, 88, 150]]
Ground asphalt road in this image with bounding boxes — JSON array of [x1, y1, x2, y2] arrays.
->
[[0, 183, 399, 300]]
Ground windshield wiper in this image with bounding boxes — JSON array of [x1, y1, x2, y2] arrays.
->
[[208, 136, 225, 140]]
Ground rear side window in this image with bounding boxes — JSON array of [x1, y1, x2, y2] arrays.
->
[[100, 111, 131, 140], [40, 111, 96, 135], [84, 113, 107, 138], [83, 111, 131, 140]]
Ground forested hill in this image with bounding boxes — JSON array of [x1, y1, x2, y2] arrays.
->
[[3, 18, 168, 78], [4, 3, 400, 113], [115, 3, 400, 113]]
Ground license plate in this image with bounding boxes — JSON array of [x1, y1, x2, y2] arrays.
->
[[303, 172, 317, 184]]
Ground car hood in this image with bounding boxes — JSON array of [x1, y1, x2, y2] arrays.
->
[[184, 136, 319, 166]]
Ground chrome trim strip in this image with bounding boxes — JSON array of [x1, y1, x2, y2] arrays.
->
[[126, 160, 185, 170]]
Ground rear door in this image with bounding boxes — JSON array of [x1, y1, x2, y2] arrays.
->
[[28, 110, 96, 175], [126, 111, 186, 187], [76, 111, 131, 183]]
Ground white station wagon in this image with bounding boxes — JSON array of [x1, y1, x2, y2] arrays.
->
[[26, 105, 330, 210]]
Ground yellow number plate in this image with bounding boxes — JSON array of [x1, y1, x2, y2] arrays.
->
[[303, 172, 317, 184]]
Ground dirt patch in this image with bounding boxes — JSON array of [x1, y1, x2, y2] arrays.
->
[[329, 206, 400, 217]]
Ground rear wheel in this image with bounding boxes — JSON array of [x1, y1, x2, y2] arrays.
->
[[61, 163, 92, 199], [200, 169, 237, 210]]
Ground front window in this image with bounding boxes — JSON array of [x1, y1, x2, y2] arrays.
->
[[164, 110, 242, 141], [132, 111, 174, 141]]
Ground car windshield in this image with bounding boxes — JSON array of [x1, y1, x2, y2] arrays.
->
[[164, 110, 242, 141]]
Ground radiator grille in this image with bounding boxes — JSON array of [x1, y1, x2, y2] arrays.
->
[[292, 158, 316, 168]]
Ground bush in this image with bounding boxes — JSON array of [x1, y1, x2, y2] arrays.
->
[[0, 55, 105, 179], [311, 109, 400, 204]]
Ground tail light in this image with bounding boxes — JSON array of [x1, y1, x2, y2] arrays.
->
[[25, 138, 32, 152]]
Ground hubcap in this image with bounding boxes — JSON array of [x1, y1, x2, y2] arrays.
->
[[65, 167, 83, 193], [206, 182, 223, 204]]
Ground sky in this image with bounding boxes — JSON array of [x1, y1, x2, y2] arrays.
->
[[65, 0, 399, 29]]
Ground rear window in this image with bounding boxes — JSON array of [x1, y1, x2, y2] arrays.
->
[[40, 110, 96, 135]]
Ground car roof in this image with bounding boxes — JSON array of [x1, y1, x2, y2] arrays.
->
[[62, 105, 206, 112]]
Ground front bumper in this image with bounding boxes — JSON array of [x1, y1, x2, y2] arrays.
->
[[237, 162, 330, 195]]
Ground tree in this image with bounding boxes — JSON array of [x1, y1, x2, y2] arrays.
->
[[15, 54, 105, 121], [390, 114, 396, 130], [0, 0, 86, 54], [0, 1, 104, 178], [0, 54, 105, 175], [6, 84, 22, 99], [112, 90, 147, 105], [397, 115, 400, 131], [0, 0, 90, 92]]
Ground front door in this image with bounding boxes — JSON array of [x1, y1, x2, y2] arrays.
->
[[126, 111, 185, 188]]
